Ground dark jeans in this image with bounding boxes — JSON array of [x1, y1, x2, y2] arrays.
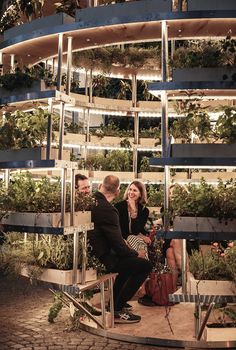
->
[[101, 255, 152, 311]]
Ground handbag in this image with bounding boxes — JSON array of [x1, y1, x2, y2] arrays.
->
[[145, 271, 175, 306]]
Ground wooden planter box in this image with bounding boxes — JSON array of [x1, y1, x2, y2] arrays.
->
[[174, 217, 236, 233], [171, 172, 188, 180], [21, 266, 97, 285], [89, 170, 134, 181], [1, 211, 91, 228], [139, 138, 160, 147], [187, 0, 236, 11], [191, 171, 236, 181], [4, 13, 74, 40], [138, 172, 164, 181], [0, 80, 55, 98], [187, 273, 236, 295], [55, 132, 86, 145], [203, 323, 236, 341], [0, 147, 70, 162], [89, 135, 128, 146], [171, 143, 236, 158]]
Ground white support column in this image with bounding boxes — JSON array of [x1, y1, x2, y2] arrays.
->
[[81, 230, 87, 285], [73, 231, 79, 284], [85, 70, 88, 96], [171, 40, 175, 61], [57, 33, 63, 91], [89, 69, 93, 103], [161, 21, 169, 83], [46, 98, 53, 160], [60, 167, 67, 227], [0, 52, 3, 75], [66, 36, 73, 95], [132, 74, 138, 177], [58, 102, 65, 160], [10, 54, 15, 73], [52, 57, 56, 76]]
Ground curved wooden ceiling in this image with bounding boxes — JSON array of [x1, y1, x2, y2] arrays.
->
[[0, 1, 236, 68]]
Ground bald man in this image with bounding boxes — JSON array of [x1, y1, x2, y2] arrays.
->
[[88, 175, 152, 324]]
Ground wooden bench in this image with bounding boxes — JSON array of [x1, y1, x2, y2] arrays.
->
[[50, 273, 117, 329]]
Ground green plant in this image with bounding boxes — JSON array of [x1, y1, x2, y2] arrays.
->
[[1, 172, 94, 213], [147, 185, 164, 207], [65, 121, 83, 134], [171, 179, 236, 220], [73, 46, 160, 72], [189, 246, 236, 282], [0, 232, 105, 276], [139, 126, 161, 139], [0, 70, 36, 91], [172, 40, 226, 69], [139, 156, 151, 172], [55, 0, 81, 16], [0, 109, 58, 150], [214, 107, 236, 144], [90, 123, 133, 138], [0, 1, 19, 33], [171, 96, 212, 142], [85, 150, 132, 171], [19, 0, 45, 21], [48, 294, 63, 323]]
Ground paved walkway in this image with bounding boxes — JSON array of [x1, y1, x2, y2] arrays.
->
[[0, 275, 183, 350]]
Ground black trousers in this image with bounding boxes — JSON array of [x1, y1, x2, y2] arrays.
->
[[101, 255, 152, 311]]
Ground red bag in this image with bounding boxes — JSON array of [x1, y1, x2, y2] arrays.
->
[[145, 272, 175, 306]]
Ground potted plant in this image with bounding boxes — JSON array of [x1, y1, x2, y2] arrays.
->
[[73, 45, 161, 74], [0, 109, 70, 161], [203, 306, 236, 341], [0, 172, 93, 229], [146, 185, 164, 214], [89, 122, 133, 145], [171, 179, 236, 233], [189, 247, 236, 295], [84, 150, 134, 181], [0, 67, 57, 99], [171, 37, 236, 82], [0, 232, 101, 285]]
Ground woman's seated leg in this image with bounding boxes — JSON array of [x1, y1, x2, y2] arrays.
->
[[166, 246, 179, 291]]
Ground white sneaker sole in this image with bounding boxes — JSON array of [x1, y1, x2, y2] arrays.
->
[[114, 318, 141, 324]]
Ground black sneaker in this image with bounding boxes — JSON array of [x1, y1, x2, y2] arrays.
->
[[124, 302, 133, 310], [114, 310, 141, 324]]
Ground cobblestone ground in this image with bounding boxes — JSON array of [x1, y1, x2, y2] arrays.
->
[[0, 275, 182, 350]]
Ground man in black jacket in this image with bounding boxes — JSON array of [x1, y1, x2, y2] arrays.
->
[[88, 175, 152, 324]]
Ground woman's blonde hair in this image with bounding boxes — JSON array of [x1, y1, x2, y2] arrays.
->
[[123, 180, 147, 205]]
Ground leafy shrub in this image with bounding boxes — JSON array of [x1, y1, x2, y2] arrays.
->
[[0, 109, 59, 150], [190, 247, 236, 282], [1, 172, 94, 213], [171, 179, 236, 220]]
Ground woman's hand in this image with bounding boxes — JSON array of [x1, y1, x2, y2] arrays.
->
[[138, 233, 151, 245], [142, 236, 152, 245]]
